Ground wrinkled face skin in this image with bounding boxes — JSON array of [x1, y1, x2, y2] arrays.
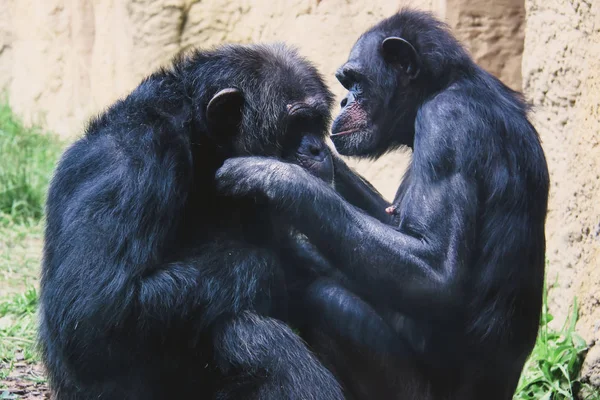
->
[[330, 32, 419, 158]]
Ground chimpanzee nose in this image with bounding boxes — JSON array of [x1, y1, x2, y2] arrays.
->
[[298, 135, 327, 161], [339, 92, 354, 109]]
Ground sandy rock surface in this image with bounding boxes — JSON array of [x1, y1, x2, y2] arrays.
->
[[523, 0, 600, 385]]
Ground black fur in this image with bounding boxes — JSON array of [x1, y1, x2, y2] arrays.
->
[[39, 43, 345, 400], [216, 9, 550, 400]]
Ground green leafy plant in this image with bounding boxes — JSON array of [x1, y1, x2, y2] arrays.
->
[[514, 282, 597, 400]]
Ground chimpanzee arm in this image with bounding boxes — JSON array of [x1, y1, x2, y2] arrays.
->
[[42, 82, 269, 337], [40, 86, 200, 335], [331, 155, 393, 223], [216, 157, 476, 321], [138, 244, 284, 330], [47, 149, 289, 338]]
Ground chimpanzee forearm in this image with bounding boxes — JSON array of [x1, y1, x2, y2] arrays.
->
[[288, 183, 448, 313], [284, 233, 398, 306], [138, 244, 277, 330], [332, 155, 393, 223], [216, 158, 469, 318]]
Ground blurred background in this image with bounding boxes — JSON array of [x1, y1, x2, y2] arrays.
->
[[0, 0, 598, 398]]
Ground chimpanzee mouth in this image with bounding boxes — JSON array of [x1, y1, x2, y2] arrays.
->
[[330, 125, 371, 137], [330, 129, 361, 137]]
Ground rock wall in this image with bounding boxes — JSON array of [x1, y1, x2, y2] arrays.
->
[[445, 0, 525, 90], [0, 0, 12, 93], [523, 0, 600, 386]]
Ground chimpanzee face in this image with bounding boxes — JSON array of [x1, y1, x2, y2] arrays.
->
[[204, 45, 335, 183], [331, 31, 421, 158]]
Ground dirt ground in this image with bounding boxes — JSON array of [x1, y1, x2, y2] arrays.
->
[[1, 361, 48, 400]]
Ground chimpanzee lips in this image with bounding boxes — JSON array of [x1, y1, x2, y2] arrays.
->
[[330, 128, 361, 137]]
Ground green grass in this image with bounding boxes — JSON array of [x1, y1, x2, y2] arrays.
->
[[0, 100, 59, 296], [515, 283, 600, 400], [0, 220, 44, 298], [0, 102, 62, 387], [0, 102, 63, 224]]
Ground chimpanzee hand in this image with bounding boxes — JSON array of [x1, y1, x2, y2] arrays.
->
[[216, 157, 310, 206]]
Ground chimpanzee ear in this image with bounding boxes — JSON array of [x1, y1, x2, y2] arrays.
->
[[381, 37, 420, 80], [206, 88, 244, 135]]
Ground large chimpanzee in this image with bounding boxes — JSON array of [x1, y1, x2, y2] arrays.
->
[[39, 44, 346, 400], [216, 9, 550, 400]]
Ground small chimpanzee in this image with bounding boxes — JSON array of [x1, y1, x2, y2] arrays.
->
[[216, 9, 550, 400], [39, 43, 346, 400]]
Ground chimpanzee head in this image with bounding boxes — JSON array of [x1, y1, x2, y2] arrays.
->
[[186, 44, 335, 182], [330, 9, 471, 158]]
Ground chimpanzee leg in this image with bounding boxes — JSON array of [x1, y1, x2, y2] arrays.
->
[[298, 279, 421, 400], [300, 278, 408, 355], [212, 311, 344, 400]]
